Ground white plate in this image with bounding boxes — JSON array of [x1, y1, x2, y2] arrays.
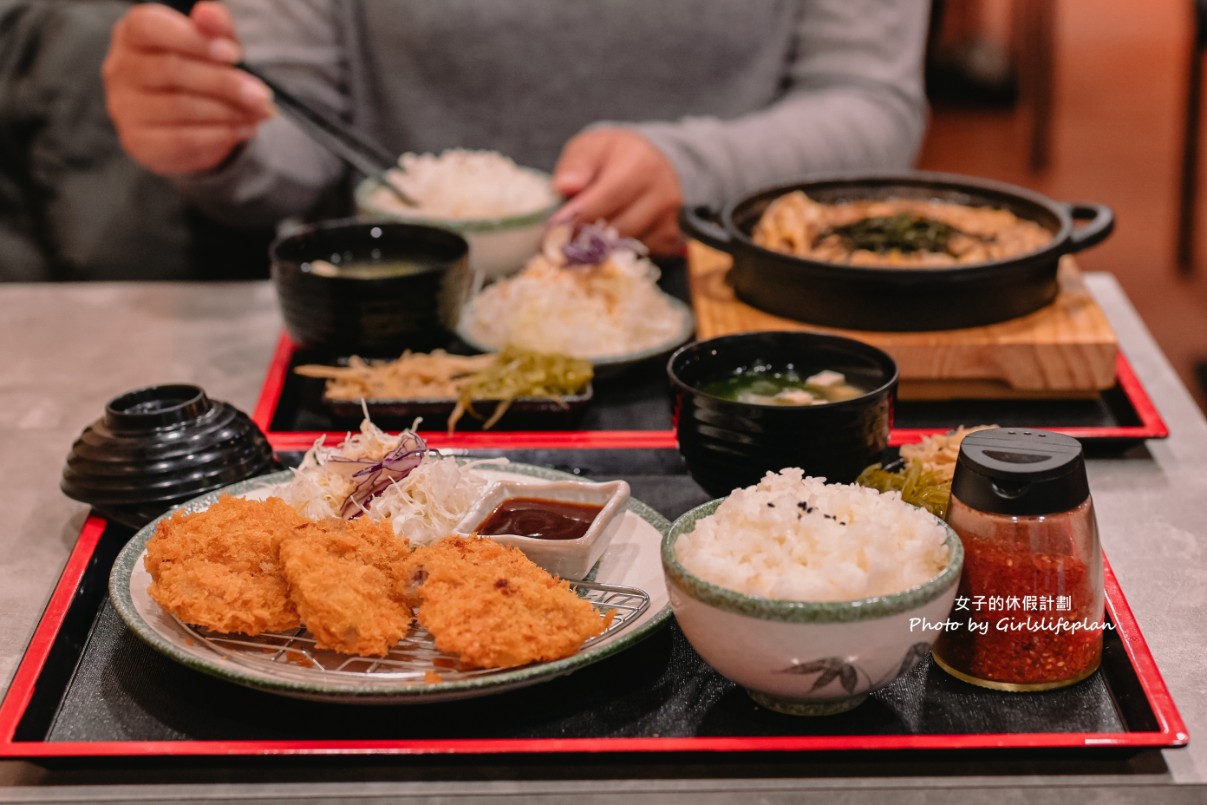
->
[[455, 295, 695, 380], [109, 465, 671, 704]]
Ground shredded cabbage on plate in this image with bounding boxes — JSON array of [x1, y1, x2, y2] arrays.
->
[[459, 223, 688, 360], [277, 419, 501, 546]]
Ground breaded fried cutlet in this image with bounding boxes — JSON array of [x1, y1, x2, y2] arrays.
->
[[144, 496, 304, 635], [400, 536, 605, 669], [279, 517, 413, 657]]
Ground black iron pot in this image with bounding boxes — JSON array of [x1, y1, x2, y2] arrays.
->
[[680, 171, 1114, 331]]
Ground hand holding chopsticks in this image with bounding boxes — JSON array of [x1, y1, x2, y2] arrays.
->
[[236, 62, 417, 207], [105, 0, 413, 205]]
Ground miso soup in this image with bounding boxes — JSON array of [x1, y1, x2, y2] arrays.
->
[[306, 258, 429, 279], [702, 365, 865, 406]]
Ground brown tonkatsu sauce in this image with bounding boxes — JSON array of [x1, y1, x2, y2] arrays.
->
[[476, 497, 603, 541]]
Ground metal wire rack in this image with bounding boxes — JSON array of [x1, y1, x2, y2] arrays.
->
[[175, 580, 651, 688]]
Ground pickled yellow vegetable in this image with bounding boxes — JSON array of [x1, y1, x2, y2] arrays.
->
[[451, 347, 593, 430], [856, 461, 952, 519]]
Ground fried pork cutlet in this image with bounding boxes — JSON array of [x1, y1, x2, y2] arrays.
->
[[144, 496, 304, 635], [279, 516, 413, 657], [400, 536, 605, 669]]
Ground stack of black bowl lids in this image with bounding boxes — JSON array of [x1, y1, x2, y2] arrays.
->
[[61, 384, 276, 530]]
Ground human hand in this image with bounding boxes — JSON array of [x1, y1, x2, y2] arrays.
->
[[552, 129, 685, 256], [102, 1, 275, 176]]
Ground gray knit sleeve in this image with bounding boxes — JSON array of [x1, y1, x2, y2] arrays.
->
[[622, 0, 931, 207], [169, 0, 348, 227]]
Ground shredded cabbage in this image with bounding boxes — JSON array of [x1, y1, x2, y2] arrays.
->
[[459, 222, 685, 359], [277, 419, 501, 545]]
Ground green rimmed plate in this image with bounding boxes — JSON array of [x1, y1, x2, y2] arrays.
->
[[109, 464, 671, 704]]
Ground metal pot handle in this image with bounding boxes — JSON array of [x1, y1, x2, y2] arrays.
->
[[679, 205, 735, 252], [1063, 202, 1115, 253]]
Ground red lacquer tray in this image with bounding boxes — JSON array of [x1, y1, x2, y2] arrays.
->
[[0, 328, 1180, 760], [0, 510, 1187, 758]]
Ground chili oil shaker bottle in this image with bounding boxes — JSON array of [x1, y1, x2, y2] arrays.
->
[[931, 428, 1105, 691]]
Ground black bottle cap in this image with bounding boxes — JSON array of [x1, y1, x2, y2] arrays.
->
[[950, 428, 1089, 516]]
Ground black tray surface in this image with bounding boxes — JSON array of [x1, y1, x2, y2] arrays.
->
[[894, 385, 1143, 430], [13, 449, 1161, 751], [274, 351, 674, 433], [41, 592, 1136, 745]]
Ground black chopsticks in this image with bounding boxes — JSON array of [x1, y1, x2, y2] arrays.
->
[[237, 62, 416, 206]]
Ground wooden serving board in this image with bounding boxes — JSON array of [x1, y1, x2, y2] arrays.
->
[[685, 241, 1118, 400]]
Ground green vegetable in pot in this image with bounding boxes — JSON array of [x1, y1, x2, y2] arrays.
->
[[828, 214, 963, 255]]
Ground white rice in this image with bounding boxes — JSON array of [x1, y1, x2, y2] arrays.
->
[[675, 468, 951, 602], [369, 149, 557, 219]]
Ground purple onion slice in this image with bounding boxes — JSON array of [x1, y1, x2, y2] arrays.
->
[[332, 430, 436, 518]]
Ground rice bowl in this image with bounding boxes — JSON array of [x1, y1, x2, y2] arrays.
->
[[662, 469, 962, 715], [362, 149, 558, 221], [355, 149, 560, 279]]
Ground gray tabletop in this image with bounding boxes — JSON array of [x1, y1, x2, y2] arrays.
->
[[0, 275, 1204, 804]]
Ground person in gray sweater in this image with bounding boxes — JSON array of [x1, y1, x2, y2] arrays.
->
[[102, 0, 930, 256]]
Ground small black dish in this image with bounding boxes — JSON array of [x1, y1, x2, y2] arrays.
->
[[271, 219, 470, 358], [667, 331, 898, 497], [61, 384, 276, 529]]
